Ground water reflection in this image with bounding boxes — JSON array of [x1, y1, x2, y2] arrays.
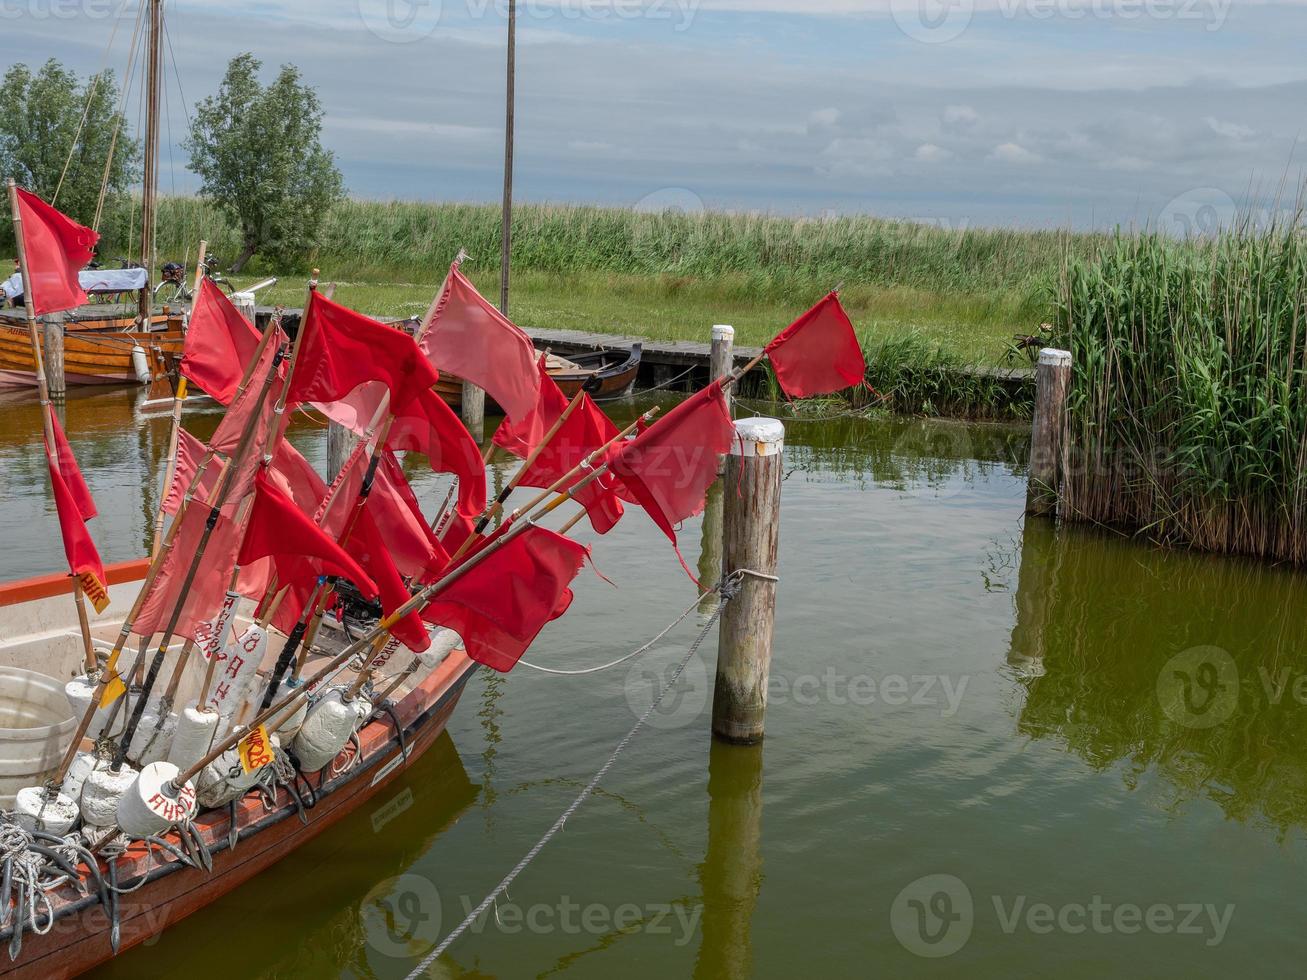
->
[[1009, 517, 1307, 831], [694, 741, 764, 980]]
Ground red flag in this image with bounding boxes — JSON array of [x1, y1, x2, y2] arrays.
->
[[609, 381, 735, 576], [181, 279, 264, 405], [377, 451, 451, 582], [238, 471, 377, 597], [206, 333, 281, 510], [13, 188, 98, 316], [388, 386, 487, 519], [764, 292, 866, 398], [438, 510, 477, 557], [133, 504, 243, 642], [344, 508, 430, 652], [288, 292, 439, 412], [419, 264, 540, 423], [43, 410, 107, 611], [422, 526, 588, 672], [493, 362, 624, 534]]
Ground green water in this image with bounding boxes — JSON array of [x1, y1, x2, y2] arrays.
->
[[1, 387, 1304, 978]]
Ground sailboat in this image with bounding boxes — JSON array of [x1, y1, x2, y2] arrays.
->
[[0, 0, 183, 390]]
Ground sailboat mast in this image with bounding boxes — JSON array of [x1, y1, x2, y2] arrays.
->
[[499, 0, 515, 315], [137, 0, 162, 324]]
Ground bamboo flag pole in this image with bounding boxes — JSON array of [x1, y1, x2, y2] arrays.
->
[[111, 342, 288, 770], [151, 239, 206, 557], [6, 178, 99, 672]]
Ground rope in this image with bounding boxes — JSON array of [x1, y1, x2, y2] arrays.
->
[[401, 573, 744, 979], [640, 364, 698, 394]]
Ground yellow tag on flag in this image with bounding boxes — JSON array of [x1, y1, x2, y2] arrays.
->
[[98, 649, 126, 708], [78, 571, 110, 614], [238, 725, 275, 774]]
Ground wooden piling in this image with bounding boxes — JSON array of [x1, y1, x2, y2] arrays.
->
[[711, 324, 734, 410], [231, 290, 256, 324], [462, 381, 486, 442], [712, 417, 784, 744], [1026, 348, 1072, 517], [326, 421, 357, 481], [43, 314, 65, 398]]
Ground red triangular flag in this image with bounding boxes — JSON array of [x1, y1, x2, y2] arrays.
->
[[764, 292, 866, 399], [45, 409, 96, 521], [239, 470, 378, 598], [181, 279, 264, 405], [344, 507, 431, 652], [422, 526, 588, 672], [609, 381, 735, 577], [493, 361, 624, 534], [288, 292, 439, 412], [13, 188, 98, 316], [387, 386, 487, 519], [43, 412, 108, 611], [419, 263, 541, 423]]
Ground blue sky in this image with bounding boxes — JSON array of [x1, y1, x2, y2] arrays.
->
[[5, 0, 1305, 229]]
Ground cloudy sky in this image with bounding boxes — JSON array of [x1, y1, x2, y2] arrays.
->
[[5, 0, 1305, 229]]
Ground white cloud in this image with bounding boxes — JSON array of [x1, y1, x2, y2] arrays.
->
[[914, 143, 951, 163], [942, 105, 979, 128], [1205, 117, 1255, 141], [989, 142, 1042, 165]]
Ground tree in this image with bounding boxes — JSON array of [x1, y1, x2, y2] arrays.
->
[[0, 59, 139, 237], [186, 54, 343, 272]]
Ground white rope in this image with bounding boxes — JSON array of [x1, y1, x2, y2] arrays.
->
[[401, 574, 744, 979], [640, 364, 698, 394]]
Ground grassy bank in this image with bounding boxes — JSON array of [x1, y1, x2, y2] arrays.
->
[[1057, 221, 1307, 563], [85, 195, 1079, 368]]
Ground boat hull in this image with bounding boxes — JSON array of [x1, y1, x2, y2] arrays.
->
[[0, 319, 183, 389], [435, 343, 642, 410], [0, 561, 478, 979]]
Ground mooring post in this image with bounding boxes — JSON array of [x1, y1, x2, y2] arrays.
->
[[711, 324, 735, 407], [326, 421, 356, 481], [712, 417, 783, 744], [231, 290, 256, 325], [43, 313, 65, 399], [1026, 348, 1072, 517], [462, 381, 486, 443]]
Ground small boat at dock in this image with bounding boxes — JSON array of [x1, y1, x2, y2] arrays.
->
[[434, 345, 643, 408], [0, 308, 183, 390]]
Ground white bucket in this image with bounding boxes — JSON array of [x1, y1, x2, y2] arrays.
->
[[0, 667, 78, 809]]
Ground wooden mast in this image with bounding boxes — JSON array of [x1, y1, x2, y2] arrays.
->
[[137, 0, 162, 325], [499, 0, 516, 315]]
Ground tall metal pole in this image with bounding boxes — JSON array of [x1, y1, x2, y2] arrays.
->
[[499, 0, 516, 316], [137, 0, 162, 325]]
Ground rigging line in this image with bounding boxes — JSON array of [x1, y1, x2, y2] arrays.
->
[[94, 0, 148, 232], [402, 574, 743, 979], [52, 0, 135, 206]]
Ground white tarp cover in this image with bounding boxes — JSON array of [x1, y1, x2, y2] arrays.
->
[[1, 268, 148, 301]]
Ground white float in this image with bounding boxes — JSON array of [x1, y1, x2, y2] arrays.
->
[[116, 762, 197, 838], [79, 764, 137, 827], [13, 786, 78, 835], [195, 732, 280, 809], [166, 704, 221, 772], [292, 688, 372, 773], [63, 675, 122, 743]]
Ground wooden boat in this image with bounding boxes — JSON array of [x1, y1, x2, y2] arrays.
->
[[434, 344, 643, 409], [0, 308, 183, 390], [0, 559, 479, 978]]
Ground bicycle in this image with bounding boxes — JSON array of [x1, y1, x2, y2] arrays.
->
[[151, 256, 237, 306]]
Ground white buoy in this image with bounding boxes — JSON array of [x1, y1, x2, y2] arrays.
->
[[128, 702, 178, 767], [130, 345, 150, 383], [60, 751, 104, 801], [13, 786, 79, 835], [116, 762, 196, 838], [64, 676, 121, 741], [166, 705, 221, 772], [194, 734, 279, 809], [292, 688, 371, 773], [79, 764, 137, 827], [210, 625, 268, 721], [268, 680, 308, 740], [419, 628, 463, 669]]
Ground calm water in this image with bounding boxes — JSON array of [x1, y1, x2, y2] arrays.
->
[[2, 386, 1305, 978]]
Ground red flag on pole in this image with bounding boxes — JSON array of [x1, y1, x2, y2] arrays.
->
[[387, 386, 488, 519], [181, 279, 264, 405], [238, 471, 378, 597], [13, 188, 98, 316], [288, 292, 440, 411], [43, 411, 107, 611], [493, 362, 625, 533], [419, 263, 541, 423], [377, 451, 451, 582], [609, 381, 735, 577], [344, 508, 431, 652], [422, 526, 588, 672], [763, 292, 866, 399]]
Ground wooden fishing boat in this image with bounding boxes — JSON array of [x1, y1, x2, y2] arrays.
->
[[434, 345, 643, 409], [0, 308, 183, 390], [0, 559, 479, 978]]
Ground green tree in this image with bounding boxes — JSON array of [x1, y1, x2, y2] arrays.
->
[[186, 54, 343, 272], [0, 59, 139, 241]]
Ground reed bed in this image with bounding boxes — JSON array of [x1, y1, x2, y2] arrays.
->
[[1056, 220, 1307, 563]]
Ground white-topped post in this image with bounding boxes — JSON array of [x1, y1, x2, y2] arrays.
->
[[231, 290, 256, 325], [711, 325, 735, 405], [712, 417, 784, 744], [1026, 348, 1072, 517]]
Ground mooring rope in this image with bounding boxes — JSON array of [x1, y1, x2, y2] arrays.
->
[[639, 364, 698, 394], [401, 572, 745, 979]]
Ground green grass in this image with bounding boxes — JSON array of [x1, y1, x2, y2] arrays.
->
[[73, 194, 1083, 366]]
